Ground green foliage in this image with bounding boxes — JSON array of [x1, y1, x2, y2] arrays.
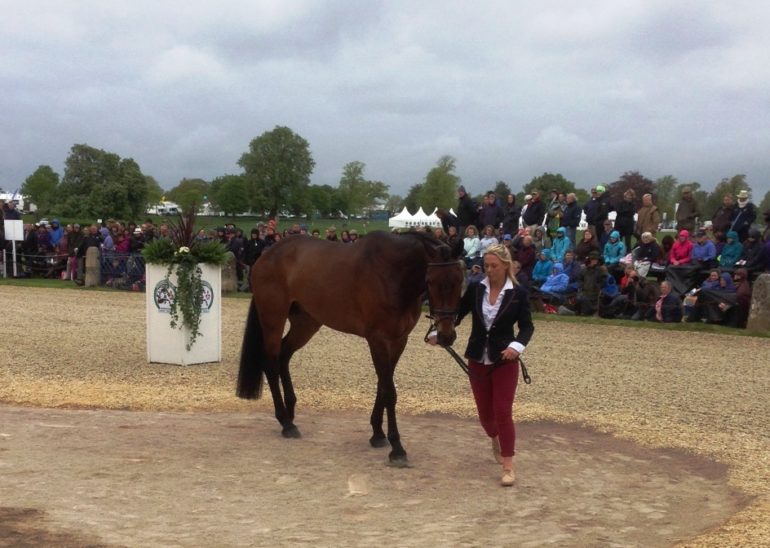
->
[[166, 178, 209, 213], [238, 126, 315, 217], [703, 175, 750, 218], [525, 173, 578, 198], [305, 184, 336, 217], [493, 181, 512, 199], [653, 175, 678, 220], [145, 176, 164, 207], [142, 208, 227, 350], [403, 183, 423, 213], [209, 174, 249, 216], [21, 165, 59, 216], [758, 190, 770, 216], [337, 161, 389, 215], [57, 144, 149, 221], [418, 155, 459, 210], [384, 194, 404, 215]]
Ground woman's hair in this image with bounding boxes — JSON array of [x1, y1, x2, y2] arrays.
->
[[483, 224, 495, 235], [624, 189, 636, 200], [483, 243, 519, 285], [465, 225, 477, 237]]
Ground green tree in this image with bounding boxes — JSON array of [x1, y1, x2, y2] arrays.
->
[[167, 178, 209, 213], [306, 184, 336, 217], [238, 126, 315, 217], [384, 194, 404, 215], [336, 161, 390, 215], [704, 175, 750, 218], [58, 143, 146, 220], [21, 165, 59, 216], [403, 183, 423, 213], [607, 171, 654, 210], [209, 174, 249, 217], [493, 181, 512, 199], [419, 155, 459, 210], [653, 175, 678, 220], [524, 172, 578, 198], [758, 190, 770, 219], [145, 176, 164, 207]]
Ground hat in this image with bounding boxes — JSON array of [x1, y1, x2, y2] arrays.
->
[[457, 185, 466, 194], [695, 230, 707, 237], [133, 228, 142, 235], [73, 223, 80, 229], [524, 194, 532, 201], [588, 250, 601, 260], [610, 230, 620, 239], [503, 234, 512, 240], [595, 185, 606, 193], [556, 227, 566, 234], [737, 190, 749, 201]]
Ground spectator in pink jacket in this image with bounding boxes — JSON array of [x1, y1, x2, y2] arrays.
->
[[669, 230, 693, 266]]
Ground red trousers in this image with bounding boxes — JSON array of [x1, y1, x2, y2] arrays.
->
[[468, 359, 520, 457]]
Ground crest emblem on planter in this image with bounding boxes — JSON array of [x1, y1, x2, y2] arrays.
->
[[200, 281, 214, 313], [153, 280, 176, 313], [153, 280, 214, 313]]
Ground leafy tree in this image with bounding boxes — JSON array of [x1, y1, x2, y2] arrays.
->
[[653, 175, 678, 220], [607, 171, 654, 210], [57, 143, 147, 220], [145, 176, 164, 207], [21, 165, 59, 216], [238, 126, 315, 217], [524, 172, 578, 198], [337, 161, 389, 215], [704, 174, 750, 218], [403, 183, 423, 213], [493, 181, 512, 200], [305, 184, 336, 217], [758, 190, 770, 218], [419, 155, 459, 210], [384, 194, 404, 215], [209, 174, 249, 217], [167, 178, 209, 213]]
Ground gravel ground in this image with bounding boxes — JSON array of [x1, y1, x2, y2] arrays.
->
[[1, 286, 769, 546]]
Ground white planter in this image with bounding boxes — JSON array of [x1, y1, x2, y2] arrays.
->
[[146, 263, 222, 365]]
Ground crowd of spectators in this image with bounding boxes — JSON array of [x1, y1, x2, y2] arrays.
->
[[431, 186, 770, 329]]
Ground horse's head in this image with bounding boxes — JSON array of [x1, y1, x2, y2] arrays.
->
[[425, 241, 465, 347]]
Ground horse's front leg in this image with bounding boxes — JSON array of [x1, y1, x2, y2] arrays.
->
[[368, 336, 409, 465]]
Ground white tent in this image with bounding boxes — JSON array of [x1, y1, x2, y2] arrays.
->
[[388, 207, 414, 229]]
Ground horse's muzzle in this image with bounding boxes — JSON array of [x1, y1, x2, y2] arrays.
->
[[436, 330, 457, 347]]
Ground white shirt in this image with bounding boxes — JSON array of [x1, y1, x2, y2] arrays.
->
[[480, 276, 526, 364]]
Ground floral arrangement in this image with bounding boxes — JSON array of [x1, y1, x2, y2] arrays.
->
[[142, 208, 228, 350]]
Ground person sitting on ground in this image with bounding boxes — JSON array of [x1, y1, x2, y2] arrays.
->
[[550, 226, 570, 263], [463, 225, 481, 268], [479, 224, 499, 256], [649, 281, 682, 322], [686, 271, 737, 323], [536, 262, 571, 304], [633, 232, 661, 277], [530, 226, 550, 252], [718, 231, 743, 269], [735, 229, 767, 275], [561, 250, 583, 291], [725, 268, 752, 327], [603, 230, 626, 281], [660, 234, 675, 263], [574, 251, 607, 316], [575, 229, 600, 263], [467, 263, 485, 284], [669, 230, 693, 266], [531, 248, 554, 287], [515, 235, 537, 280], [691, 230, 717, 269]]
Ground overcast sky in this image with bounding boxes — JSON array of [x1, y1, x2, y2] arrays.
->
[[2, 1, 769, 199]]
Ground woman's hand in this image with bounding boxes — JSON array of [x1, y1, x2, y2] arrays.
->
[[502, 347, 520, 361]]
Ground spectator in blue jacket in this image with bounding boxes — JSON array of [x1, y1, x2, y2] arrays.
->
[[531, 248, 553, 286], [692, 230, 717, 269], [539, 262, 570, 296], [718, 231, 742, 268], [551, 227, 571, 263], [603, 230, 626, 266]]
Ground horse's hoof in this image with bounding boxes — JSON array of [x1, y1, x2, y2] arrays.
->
[[369, 435, 388, 448], [281, 425, 301, 438], [387, 453, 410, 468]]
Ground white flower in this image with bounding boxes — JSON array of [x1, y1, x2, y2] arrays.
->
[[178, 246, 191, 254]]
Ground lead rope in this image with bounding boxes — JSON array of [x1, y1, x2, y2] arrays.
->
[[423, 316, 531, 384]]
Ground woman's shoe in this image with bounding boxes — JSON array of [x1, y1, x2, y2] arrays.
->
[[501, 468, 515, 487], [491, 437, 503, 464]]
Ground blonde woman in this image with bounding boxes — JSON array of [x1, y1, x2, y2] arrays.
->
[[431, 243, 534, 486]]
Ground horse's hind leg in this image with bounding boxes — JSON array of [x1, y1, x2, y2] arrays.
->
[[276, 308, 321, 437]]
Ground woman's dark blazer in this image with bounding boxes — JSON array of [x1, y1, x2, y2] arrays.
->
[[456, 281, 534, 363]]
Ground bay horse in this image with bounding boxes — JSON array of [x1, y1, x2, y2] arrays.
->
[[237, 230, 464, 464]]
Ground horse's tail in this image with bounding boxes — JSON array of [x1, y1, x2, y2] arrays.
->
[[237, 299, 265, 399]]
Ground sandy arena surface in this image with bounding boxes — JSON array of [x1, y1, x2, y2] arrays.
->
[[0, 285, 769, 546]]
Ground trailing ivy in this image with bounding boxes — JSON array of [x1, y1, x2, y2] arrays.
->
[[142, 208, 227, 350]]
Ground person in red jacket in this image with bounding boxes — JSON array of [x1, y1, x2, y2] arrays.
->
[[669, 230, 693, 266]]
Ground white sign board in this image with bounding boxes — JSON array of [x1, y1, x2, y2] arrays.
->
[[3, 220, 24, 241]]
